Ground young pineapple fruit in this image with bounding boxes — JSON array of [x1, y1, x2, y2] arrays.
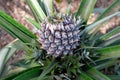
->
[[36, 15, 81, 57]]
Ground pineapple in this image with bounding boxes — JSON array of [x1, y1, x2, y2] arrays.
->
[[36, 15, 81, 57]]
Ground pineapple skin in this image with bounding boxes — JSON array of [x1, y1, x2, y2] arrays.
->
[[36, 15, 80, 57]]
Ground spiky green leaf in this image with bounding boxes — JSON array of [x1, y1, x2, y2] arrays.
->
[[25, 17, 40, 29], [43, 0, 54, 16], [37, 59, 57, 80], [78, 72, 93, 80], [76, 0, 97, 23], [96, 0, 120, 21], [100, 27, 120, 40], [0, 40, 17, 77], [85, 12, 120, 35], [86, 67, 111, 80], [96, 45, 120, 60], [26, 0, 46, 23], [3, 66, 41, 80], [0, 10, 36, 43]]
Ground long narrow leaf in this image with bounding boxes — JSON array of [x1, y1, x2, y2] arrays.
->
[[93, 8, 105, 13], [98, 34, 120, 47], [26, 0, 46, 23], [93, 59, 120, 70], [83, 12, 120, 42], [3, 66, 41, 80], [0, 40, 17, 76], [96, 0, 120, 21], [76, 0, 97, 23], [0, 11, 35, 38], [43, 0, 54, 16], [86, 67, 111, 80], [85, 12, 120, 35], [37, 59, 57, 80], [96, 45, 120, 60], [0, 22, 32, 43], [0, 11, 36, 43], [37, 0, 47, 16], [0, 39, 33, 78], [100, 27, 120, 40], [107, 75, 120, 80], [25, 17, 40, 29], [78, 72, 93, 80]]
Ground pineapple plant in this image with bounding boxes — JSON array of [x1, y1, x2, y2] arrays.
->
[[0, 0, 120, 80]]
